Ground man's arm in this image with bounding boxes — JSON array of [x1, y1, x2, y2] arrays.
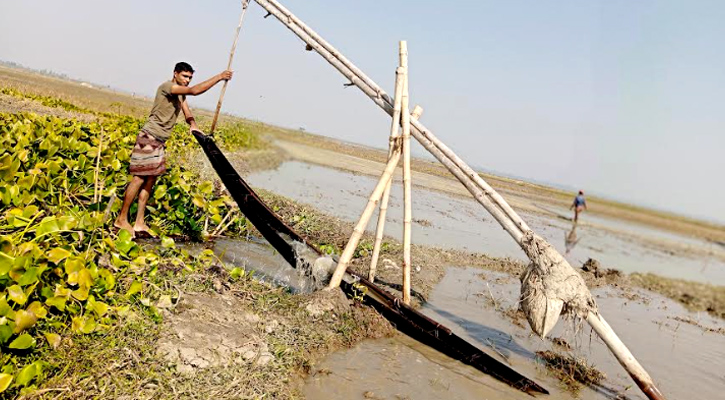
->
[[171, 70, 233, 96], [180, 98, 199, 132]]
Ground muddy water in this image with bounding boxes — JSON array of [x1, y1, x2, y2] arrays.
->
[[248, 161, 725, 285], [303, 267, 725, 400], [212, 237, 317, 293]]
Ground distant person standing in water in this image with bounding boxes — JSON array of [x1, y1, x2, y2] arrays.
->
[[114, 62, 233, 238], [570, 190, 587, 222]]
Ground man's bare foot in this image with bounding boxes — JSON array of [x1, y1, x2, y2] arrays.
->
[[133, 222, 152, 234], [114, 219, 135, 238]]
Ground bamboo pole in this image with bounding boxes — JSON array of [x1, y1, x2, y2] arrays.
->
[[369, 103, 422, 283], [210, 0, 250, 134], [399, 42, 413, 305], [586, 312, 665, 400], [369, 66, 405, 283], [254, 2, 666, 398], [329, 148, 403, 289], [93, 129, 103, 205]]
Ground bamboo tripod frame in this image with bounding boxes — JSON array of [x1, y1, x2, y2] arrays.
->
[[243, 1, 666, 399]]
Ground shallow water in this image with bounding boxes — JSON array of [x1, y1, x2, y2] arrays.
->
[[212, 237, 316, 293], [249, 161, 725, 284], [198, 236, 725, 400], [303, 267, 725, 400]]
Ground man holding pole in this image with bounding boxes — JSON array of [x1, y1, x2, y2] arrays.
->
[[114, 62, 233, 237]]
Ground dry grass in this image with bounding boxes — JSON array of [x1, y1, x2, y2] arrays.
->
[[25, 264, 394, 400]]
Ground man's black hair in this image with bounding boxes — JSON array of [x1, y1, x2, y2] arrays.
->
[[174, 62, 195, 74]]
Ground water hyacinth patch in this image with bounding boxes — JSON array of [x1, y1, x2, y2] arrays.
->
[[0, 107, 256, 394]]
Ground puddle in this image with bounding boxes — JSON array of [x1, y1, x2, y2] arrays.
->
[[303, 267, 725, 400], [249, 161, 725, 285]]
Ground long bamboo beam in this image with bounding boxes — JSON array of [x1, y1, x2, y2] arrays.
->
[[253, 2, 665, 398]]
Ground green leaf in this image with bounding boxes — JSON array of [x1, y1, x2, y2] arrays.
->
[[8, 333, 35, 349], [14, 362, 38, 387], [115, 230, 135, 255], [153, 185, 167, 199], [125, 281, 143, 297], [17, 266, 44, 286], [12, 310, 37, 334], [7, 285, 27, 305], [192, 194, 206, 209], [45, 296, 66, 312], [26, 302, 47, 319], [35, 217, 60, 237], [161, 237, 175, 249], [22, 205, 39, 219], [90, 300, 109, 317], [0, 296, 10, 316], [0, 325, 12, 344], [44, 333, 61, 349], [0, 252, 14, 275], [71, 286, 89, 301], [81, 316, 97, 334], [47, 247, 71, 264], [0, 373, 13, 393], [230, 267, 244, 280]]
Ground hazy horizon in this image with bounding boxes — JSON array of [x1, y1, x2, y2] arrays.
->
[[1, 0, 723, 225]]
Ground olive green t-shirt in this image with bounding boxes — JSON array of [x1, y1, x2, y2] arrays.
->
[[142, 81, 185, 141]]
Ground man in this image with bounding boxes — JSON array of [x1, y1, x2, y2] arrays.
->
[[114, 62, 233, 237], [570, 190, 587, 222]]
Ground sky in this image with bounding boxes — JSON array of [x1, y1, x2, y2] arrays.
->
[[1, 0, 723, 224]]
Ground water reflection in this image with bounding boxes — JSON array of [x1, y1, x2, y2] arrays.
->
[[564, 222, 581, 255]]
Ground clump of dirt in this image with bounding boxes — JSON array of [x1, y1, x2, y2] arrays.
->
[[157, 292, 274, 375], [550, 337, 573, 351], [302, 288, 351, 318], [413, 218, 433, 227], [579, 258, 626, 287], [536, 350, 606, 394]]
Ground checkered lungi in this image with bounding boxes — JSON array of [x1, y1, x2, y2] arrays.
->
[[128, 131, 167, 176]]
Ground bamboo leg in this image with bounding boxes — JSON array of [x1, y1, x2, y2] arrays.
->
[[369, 104, 423, 283], [329, 149, 403, 289], [369, 66, 405, 282], [210, 0, 250, 134], [399, 42, 413, 304]]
